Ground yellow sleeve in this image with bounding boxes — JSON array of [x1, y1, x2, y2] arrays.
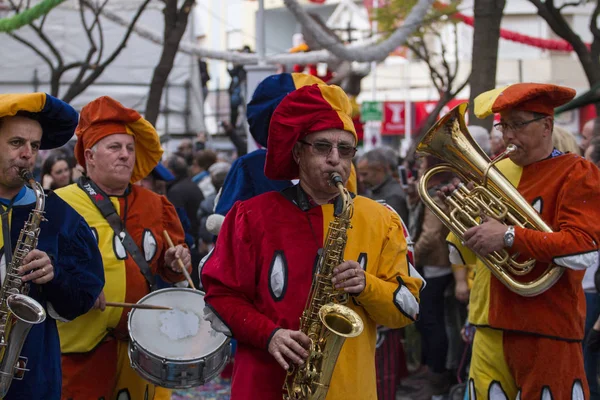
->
[[355, 210, 425, 326], [446, 232, 477, 266]]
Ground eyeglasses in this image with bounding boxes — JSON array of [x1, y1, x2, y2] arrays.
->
[[298, 140, 357, 159], [493, 116, 548, 133]]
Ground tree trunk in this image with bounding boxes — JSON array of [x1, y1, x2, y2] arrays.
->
[[468, 0, 506, 131], [144, 0, 194, 127]]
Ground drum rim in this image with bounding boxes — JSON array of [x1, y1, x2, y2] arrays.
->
[[127, 287, 230, 360]]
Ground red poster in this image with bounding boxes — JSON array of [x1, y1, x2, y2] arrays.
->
[[413, 99, 469, 132], [382, 101, 408, 136]]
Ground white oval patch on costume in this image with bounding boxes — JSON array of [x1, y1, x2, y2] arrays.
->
[[204, 306, 232, 336], [357, 253, 368, 270], [532, 198, 543, 213], [90, 227, 98, 244], [541, 387, 553, 400], [116, 389, 131, 400], [142, 230, 157, 262], [554, 251, 599, 271], [448, 244, 465, 265], [489, 382, 508, 400], [572, 381, 584, 400], [268, 251, 288, 301], [0, 252, 5, 285], [469, 378, 477, 400], [113, 234, 127, 260], [394, 284, 419, 319], [516, 390, 521, 400]]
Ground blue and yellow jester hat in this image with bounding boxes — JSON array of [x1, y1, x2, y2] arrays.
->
[[0, 93, 78, 149], [247, 73, 324, 148]]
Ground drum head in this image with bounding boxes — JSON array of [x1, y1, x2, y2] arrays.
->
[[129, 288, 228, 361]]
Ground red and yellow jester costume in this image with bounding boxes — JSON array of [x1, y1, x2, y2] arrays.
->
[[202, 84, 424, 400], [56, 97, 188, 400], [448, 83, 600, 400]]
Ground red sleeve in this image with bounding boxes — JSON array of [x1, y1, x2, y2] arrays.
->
[[158, 196, 192, 283], [513, 161, 600, 266], [201, 201, 278, 349]]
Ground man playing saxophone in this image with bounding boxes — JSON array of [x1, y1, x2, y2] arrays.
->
[[201, 84, 424, 400], [440, 83, 600, 399], [0, 93, 104, 399]]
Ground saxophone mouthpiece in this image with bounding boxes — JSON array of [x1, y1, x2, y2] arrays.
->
[[19, 169, 33, 183], [330, 173, 343, 187]]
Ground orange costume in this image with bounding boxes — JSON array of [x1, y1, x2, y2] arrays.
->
[[56, 97, 189, 400], [448, 83, 600, 400]]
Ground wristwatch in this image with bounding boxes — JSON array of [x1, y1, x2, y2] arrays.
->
[[504, 226, 515, 248]]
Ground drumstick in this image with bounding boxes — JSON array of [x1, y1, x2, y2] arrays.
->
[[105, 302, 172, 310], [163, 230, 196, 290]]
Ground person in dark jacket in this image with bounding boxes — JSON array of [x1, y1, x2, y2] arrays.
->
[[357, 148, 409, 223], [0, 92, 104, 400]]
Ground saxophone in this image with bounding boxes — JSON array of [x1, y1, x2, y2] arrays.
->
[[0, 169, 47, 397], [283, 173, 364, 400]]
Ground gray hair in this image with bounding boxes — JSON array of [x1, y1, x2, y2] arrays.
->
[[468, 125, 491, 156], [358, 148, 394, 171]]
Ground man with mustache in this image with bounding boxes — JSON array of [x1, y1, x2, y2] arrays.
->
[[443, 83, 600, 399], [201, 84, 424, 400], [54, 96, 191, 400], [0, 93, 104, 399]]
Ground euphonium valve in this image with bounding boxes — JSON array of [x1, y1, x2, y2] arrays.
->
[[415, 103, 563, 297]]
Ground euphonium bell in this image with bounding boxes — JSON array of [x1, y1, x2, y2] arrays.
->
[[415, 102, 564, 297]]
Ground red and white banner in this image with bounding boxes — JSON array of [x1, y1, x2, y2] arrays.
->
[[382, 101, 410, 136]]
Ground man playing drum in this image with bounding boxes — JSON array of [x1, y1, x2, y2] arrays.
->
[[444, 83, 600, 399], [55, 96, 191, 400]]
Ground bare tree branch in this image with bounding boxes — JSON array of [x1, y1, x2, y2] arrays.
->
[[282, 0, 434, 62], [62, 0, 151, 101], [7, 32, 53, 68], [557, 0, 584, 13], [530, 0, 600, 88], [590, 0, 600, 39], [93, 6, 106, 66]]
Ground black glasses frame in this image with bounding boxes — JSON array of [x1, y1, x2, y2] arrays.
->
[[493, 115, 548, 133], [298, 139, 357, 159]]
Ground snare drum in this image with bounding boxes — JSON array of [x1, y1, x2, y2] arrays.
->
[[128, 288, 230, 389]]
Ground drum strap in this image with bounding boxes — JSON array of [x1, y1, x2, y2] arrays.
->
[[77, 176, 158, 292]]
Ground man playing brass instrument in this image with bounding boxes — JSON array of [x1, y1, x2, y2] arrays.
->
[[0, 93, 104, 399], [201, 84, 424, 400], [443, 83, 600, 399]]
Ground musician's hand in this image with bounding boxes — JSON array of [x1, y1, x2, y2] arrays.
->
[[436, 179, 473, 203], [464, 216, 506, 256], [165, 245, 191, 273], [268, 329, 311, 370], [93, 291, 106, 312], [455, 280, 470, 303], [19, 249, 54, 284], [406, 176, 419, 205], [332, 260, 366, 295]]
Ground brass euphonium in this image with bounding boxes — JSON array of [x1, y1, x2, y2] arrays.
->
[[416, 102, 564, 297], [283, 173, 364, 400]]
